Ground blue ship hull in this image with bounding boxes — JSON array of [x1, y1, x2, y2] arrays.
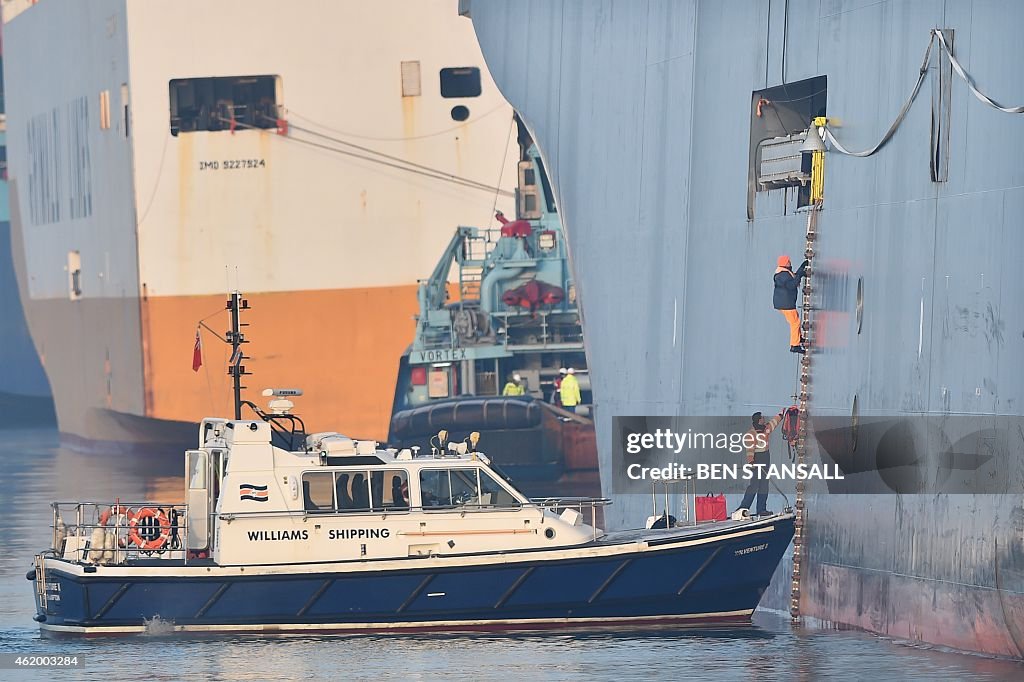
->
[[34, 516, 793, 634]]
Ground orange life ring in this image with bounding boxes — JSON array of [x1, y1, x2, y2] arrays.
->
[[128, 507, 171, 552], [99, 504, 135, 527]]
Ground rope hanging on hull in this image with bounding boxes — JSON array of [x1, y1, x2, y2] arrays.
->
[[824, 29, 1023, 158]]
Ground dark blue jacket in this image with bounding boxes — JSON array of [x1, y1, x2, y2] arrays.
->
[[773, 262, 807, 310]]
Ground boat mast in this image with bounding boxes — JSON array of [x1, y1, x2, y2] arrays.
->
[[226, 291, 251, 419]]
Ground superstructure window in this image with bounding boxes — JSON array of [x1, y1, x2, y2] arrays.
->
[[335, 471, 371, 512], [479, 470, 519, 507], [440, 67, 481, 98], [372, 470, 409, 511], [169, 75, 280, 136], [419, 468, 520, 509], [302, 472, 335, 512]]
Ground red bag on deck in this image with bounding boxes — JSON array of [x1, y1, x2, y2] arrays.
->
[[695, 494, 727, 522]]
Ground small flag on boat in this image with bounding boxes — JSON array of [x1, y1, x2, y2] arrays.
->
[[239, 483, 269, 502], [192, 329, 203, 372]]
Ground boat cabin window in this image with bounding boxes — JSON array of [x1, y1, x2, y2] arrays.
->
[[419, 468, 521, 509], [372, 471, 409, 511], [309, 469, 410, 514], [479, 469, 520, 507], [169, 75, 280, 136], [188, 451, 207, 489], [302, 472, 335, 512]]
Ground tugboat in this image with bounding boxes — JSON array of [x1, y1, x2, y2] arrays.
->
[[29, 294, 794, 634], [390, 118, 598, 497]]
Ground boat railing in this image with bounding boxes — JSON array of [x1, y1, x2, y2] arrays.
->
[[48, 502, 189, 566], [529, 497, 612, 540], [216, 501, 550, 520]]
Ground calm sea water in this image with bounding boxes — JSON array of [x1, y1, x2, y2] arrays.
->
[[1, 428, 1021, 681]]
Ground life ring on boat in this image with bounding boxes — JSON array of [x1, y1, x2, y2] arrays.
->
[[128, 507, 172, 552], [98, 504, 135, 527]]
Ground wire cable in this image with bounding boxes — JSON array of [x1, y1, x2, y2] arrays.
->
[[823, 35, 935, 157], [221, 116, 514, 197], [487, 114, 517, 226], [286, 120, 513, 196], [934, 29, 1024, 114], [823, 29, 1022, 158]]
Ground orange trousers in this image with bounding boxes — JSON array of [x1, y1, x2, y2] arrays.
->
[[779, 309, 801, 346]]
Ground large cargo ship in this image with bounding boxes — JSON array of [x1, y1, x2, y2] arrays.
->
[[1, 0, 518, 449], [0, 19, 54, 424], [465, 0, 1024, 659]]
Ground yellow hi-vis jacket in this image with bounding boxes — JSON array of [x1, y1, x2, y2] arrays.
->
[[560, 374, 581, 407], [502, 382, 525, 396]]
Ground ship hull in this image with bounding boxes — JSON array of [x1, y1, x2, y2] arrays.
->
[[466, 0, 1024, 660], [34, 516, 794, 634]]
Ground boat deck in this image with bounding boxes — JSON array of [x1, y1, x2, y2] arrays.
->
[[595, 514, 791, 546]]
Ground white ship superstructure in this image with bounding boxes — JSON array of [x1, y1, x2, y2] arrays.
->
[[1, 0, 517, 447]]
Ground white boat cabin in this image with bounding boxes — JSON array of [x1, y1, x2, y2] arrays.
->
[[187, 418, 602, 566]]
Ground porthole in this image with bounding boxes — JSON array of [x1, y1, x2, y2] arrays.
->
[[544, 527, 556, 540], [856, 276, 864, 334], [450, 105, 470, 122]]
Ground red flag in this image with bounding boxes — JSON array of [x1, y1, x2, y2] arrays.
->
[[192, 329, 203, 372]]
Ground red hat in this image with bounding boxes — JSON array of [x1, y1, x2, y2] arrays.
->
[[777, 255, 792, 268]]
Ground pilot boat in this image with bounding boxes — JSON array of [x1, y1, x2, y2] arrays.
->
[[29, 295, 795, 634]]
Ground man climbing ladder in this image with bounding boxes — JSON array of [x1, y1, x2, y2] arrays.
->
[[774, 255, 809, 353]]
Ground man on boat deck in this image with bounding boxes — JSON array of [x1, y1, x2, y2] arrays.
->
[[502, 373, 526, 396], [774, 255, 809, 353], [737, 410, 784, 517]]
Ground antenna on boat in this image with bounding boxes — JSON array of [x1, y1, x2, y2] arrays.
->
[[226, 291, 251, 419]]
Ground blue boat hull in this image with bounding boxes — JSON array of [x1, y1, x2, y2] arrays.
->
[[34, 517, 794, 634]]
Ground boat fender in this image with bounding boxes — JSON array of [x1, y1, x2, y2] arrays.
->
[[55, 518, 67, 549], [731, 508, 751, 521], [103, 530, 117, 564], [25, 569, 35, 581], [88, 527, 105, 563]]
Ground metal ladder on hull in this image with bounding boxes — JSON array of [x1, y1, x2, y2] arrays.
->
[[790, 204, 818, 621], [34, 554, 47, 615]]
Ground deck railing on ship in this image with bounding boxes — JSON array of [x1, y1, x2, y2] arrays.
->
[[48, 502, 190, 566], [529, 497, 612, 540]]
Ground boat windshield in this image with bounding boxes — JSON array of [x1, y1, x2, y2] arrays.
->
[[419, 467, 520, 509]]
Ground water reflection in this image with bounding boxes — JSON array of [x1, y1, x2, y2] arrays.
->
[[2, 428, 1022, 681]]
